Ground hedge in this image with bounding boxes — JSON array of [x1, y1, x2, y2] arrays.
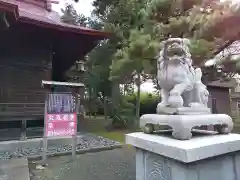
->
[[88, 92, 160, 116], [125, 92, 161, 116]]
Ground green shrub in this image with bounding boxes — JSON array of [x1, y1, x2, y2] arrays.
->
[[89, 92, 160, 118], [125, 92, 160, 115], [108, 97, 136, 128]]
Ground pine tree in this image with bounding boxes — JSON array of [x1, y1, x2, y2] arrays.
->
[[109, 0, 239, 118]]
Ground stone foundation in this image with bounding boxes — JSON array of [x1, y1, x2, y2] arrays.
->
[[126, 132, 240, 180]]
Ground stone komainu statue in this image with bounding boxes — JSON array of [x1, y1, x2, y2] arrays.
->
[[157, 38, 209, 110], [139, 38, 233, 140]]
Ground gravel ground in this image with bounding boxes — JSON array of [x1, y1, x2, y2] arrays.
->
[[29, 147, 136, 180], [0, 134, 122, 160]]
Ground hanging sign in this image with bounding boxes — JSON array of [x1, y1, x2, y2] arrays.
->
[[45, 93, 77, 137]]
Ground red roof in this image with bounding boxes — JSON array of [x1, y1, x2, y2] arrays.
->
[[0, 0, 111, 37]]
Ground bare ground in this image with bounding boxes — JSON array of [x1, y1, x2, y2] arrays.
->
[[29, 147, 135, 180]]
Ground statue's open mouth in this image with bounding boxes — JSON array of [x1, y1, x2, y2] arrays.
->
[[166, 47, 185, 57]]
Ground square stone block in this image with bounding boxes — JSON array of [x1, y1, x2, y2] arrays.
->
[[126, 132, 240, 180]]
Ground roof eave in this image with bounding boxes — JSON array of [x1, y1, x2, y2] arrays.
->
[[0, 1, 19, 20], [0, 1, 111, 38], [207, 85, 230, 89], [18, 16, 111, 38]]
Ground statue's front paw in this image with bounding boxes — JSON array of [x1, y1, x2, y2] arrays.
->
[[157, 102, 167, 108], [168, 95, 183, 108], [157, 102, 168, 114]]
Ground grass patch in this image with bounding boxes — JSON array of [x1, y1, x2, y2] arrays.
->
[[92, 131, 126, 143], [80, 116, 131, 144]]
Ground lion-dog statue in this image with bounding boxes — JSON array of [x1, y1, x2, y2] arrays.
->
[[157, 38, 209, 111]]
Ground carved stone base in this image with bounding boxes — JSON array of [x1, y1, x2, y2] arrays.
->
[[157, 106, 211, 115], [126, 132, 240, 180], [140, 114, 233, 140]]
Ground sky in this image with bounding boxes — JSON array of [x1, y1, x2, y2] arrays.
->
[[52, 0, 94, 17], [51, 0, 238, 16]]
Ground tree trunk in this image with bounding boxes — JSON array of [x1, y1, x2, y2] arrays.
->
[[111, 82, 120, 125], [135, 73, 141, 120], [104, 97, 108, 121], [88, 87, 92, 118], [111, 82, 120, 107]]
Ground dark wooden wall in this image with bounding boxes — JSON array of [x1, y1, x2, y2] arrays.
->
[[0, 20, 94, 122], [0, 44, 52, 121], [207, 86, 231, 115]]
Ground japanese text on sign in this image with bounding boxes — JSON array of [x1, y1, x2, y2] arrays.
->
[[46, 113, 77, 137], [47, 93, 76, 114]]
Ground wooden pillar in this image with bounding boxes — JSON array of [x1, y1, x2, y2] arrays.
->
[[20, 119, 27, 140]]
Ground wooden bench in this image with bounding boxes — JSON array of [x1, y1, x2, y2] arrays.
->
[[0, 103, 45, 140]]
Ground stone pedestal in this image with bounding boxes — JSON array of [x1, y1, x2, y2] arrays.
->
[[156, 106, 211, 115], [140, 114, 233, 140], [126, 132, 240, 180]]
